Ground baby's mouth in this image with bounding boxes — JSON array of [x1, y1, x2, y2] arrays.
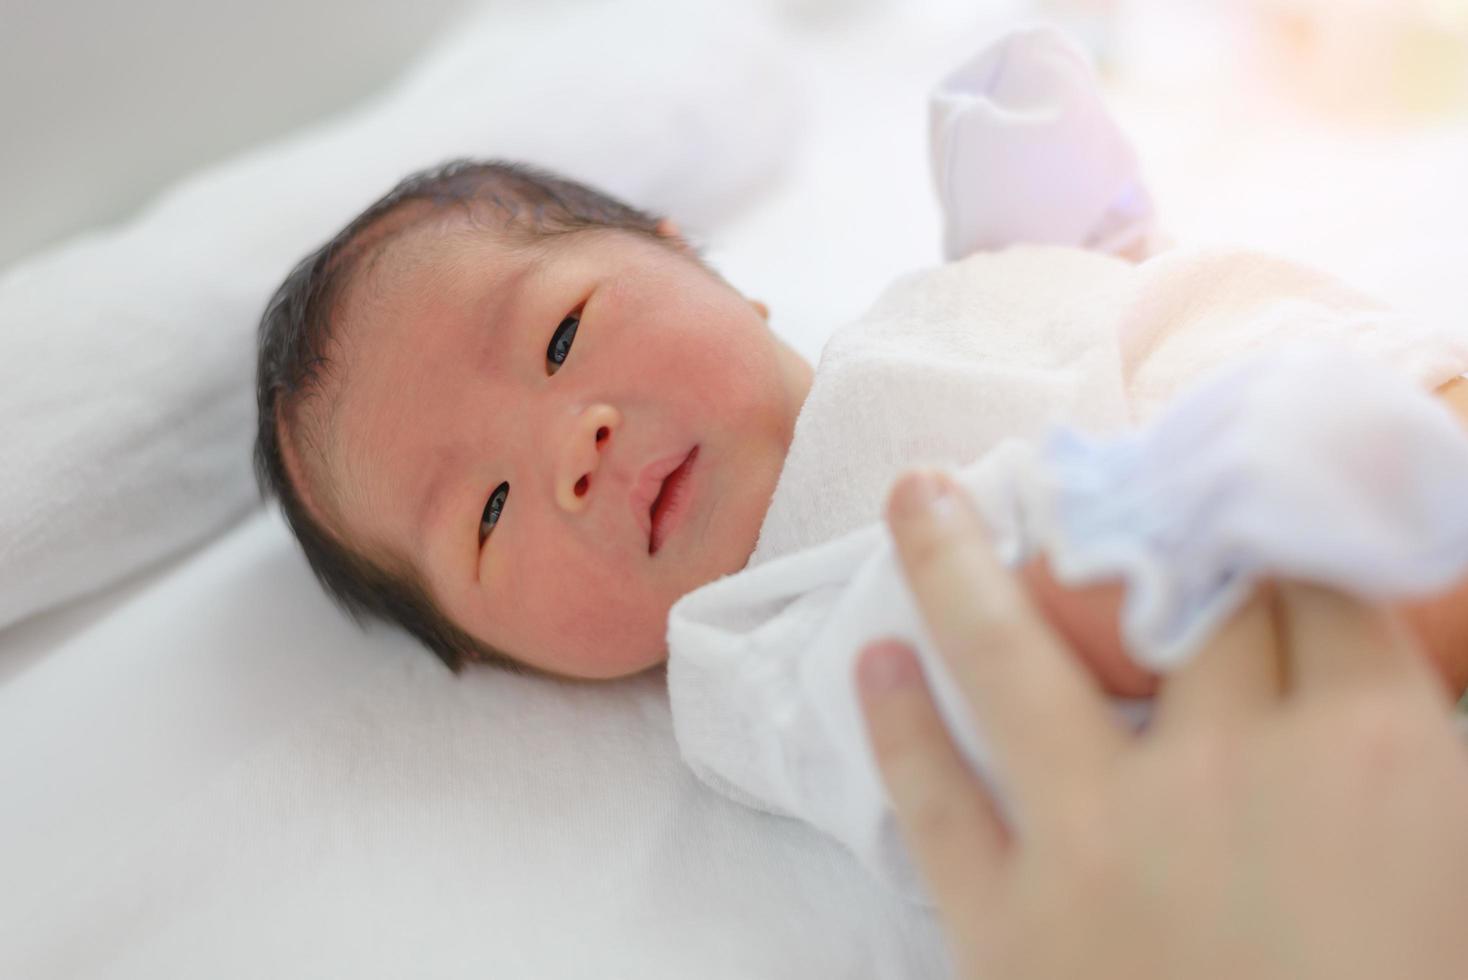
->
[[630, 445, 697, 552], [648, 447, 698, 555], [628, 445, 695, 557]]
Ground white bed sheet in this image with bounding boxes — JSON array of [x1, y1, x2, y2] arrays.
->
[[1, 508, 950, 978], [5, 3, 1468, 977]]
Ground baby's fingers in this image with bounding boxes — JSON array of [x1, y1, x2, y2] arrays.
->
[[857, 639, 1006, 926]]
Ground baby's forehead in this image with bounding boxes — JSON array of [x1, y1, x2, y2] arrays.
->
[[328, 219, 512, 358], [347, 210, 495, 305], [337, 214, 653, 348], [302, 215, 486, 476]]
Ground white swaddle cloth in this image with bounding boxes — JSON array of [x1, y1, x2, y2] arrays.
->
[[665, 244, 1468, 904], [665, 23, 1468, 904]]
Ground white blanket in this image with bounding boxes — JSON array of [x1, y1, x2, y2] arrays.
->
[[667, 243, 1468, 901]]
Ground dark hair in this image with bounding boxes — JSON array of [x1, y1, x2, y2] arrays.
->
[[253, 159, 697, 675]]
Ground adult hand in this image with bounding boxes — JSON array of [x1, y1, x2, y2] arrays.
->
[[857, 468, 1468, 980]]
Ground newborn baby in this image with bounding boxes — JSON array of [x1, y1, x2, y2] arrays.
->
[[255, 169, 808, 681], [253, 27, 1468, 899], [251, 24, 1153, 684]]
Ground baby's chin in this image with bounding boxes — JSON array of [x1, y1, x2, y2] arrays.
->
[[539, 613, 678, 683], [518, 648, 664, 684], [583, 646, 670, 682]]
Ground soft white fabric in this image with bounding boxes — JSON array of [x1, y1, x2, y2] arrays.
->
[[748, 22, 1158, 566], [0, 0, 801, 635], [930, 23, 1157, 261], [667, 244, 1468, 901]]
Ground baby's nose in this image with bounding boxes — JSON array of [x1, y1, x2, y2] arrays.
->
[[555, 403, 621, 512]]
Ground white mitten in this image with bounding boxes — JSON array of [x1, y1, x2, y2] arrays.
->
[[1034, 345, 1468, 666], [929, 24, 1156, 261]]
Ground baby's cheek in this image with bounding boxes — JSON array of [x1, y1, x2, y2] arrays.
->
[[518, 551, 663, 680]]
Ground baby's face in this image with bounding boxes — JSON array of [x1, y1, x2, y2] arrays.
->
[[293, 222, 812, 680]]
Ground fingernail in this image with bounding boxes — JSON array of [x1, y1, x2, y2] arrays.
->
[[858, 642, 921, 696], [892, 469, 951, 519]]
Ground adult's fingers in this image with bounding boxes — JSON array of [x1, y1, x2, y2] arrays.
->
[[1279, 582, 1445, 703], [856, 639, 1007, 924], [884, 469, 1125, 814], [1153, 587, 1284, 732]]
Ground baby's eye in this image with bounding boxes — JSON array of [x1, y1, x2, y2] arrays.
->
[[480, 481, 509, 546], [547, 309, 579, 372]]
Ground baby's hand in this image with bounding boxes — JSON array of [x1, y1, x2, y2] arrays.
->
[[1016, 556, 1157, 698], [1019, 553, 1468, 702]]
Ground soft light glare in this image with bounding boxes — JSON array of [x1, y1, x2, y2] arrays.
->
[[1243, 0, 1468, 123]]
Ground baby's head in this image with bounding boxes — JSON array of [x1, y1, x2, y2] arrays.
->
[[254, 160, 813, 681]]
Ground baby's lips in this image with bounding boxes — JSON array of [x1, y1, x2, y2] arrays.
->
[[630, 448, 692, 543]]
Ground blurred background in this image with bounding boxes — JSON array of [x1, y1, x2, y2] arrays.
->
[[3, 0, 1466, 332]]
